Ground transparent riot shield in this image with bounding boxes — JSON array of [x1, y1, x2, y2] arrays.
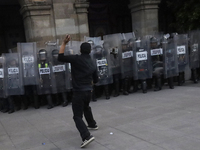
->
[[174, 34, 189, 72], [46, 41, 70, 94], [63, 42, 80, 90], [64, 41, 82, 55], [103, 33, 122, 75], [3, 53, 24, 96], [36, 48, 52, 95], [84, 36, 102, 49], [91, 44, 113, 86], [0, 56, 6, 98], [162, 39, 178, 78], [17, 42, 38, 86], [133, 38, 152, 80], [120, 33, 136, 79], [189, 30, 200, 69], [150, 35, 164, 73]]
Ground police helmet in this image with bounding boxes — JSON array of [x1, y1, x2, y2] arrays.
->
[[39, 49, 47, 61]]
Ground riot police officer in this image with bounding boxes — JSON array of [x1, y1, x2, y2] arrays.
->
[[174, 34, 189, 86], [5, 55, 24, 113], [188, 30, 200, 83], [91, 44, 113, 100], [104, 33, 122, 97], [150, 36, 164, 91], [51, 49, 69, 106], [37, 49, 54, 109], [121, 39, 134, 95], [18, 42, 39, 109], [110, 46, 121, 97], [162, 34, 178, 89], [133, 38, 152, 93]]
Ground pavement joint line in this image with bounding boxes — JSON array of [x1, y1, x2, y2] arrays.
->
[[22, 115, 56, 146], [0, 119, 17, 149], [110, 126, 168, 150], [94, 140, 112, 150]]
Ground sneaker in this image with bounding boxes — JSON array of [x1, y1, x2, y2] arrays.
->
[[80, 135, 95, 148], [87, 125, 99, 130]]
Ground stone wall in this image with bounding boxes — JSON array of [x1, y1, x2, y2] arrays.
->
[[18, 0, 161, 46], [19, 0, 89, 47], [129, 0, 161, 37]]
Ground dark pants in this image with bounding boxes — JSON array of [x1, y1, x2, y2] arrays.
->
[[72, 91, 96, 141]]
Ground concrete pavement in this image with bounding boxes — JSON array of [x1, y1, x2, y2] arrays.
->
[[1, 81, 200, 150]]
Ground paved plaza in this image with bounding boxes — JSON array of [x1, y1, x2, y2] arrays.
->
[[1, 81, 200, 150]]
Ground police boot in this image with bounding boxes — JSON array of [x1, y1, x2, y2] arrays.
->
[[147, 79, 153, 89], [15, 96, 21, 111], [123, 79, 129, 95], [22, 96, 29, 110], [46, 94, 54, 109], [127, 78, 133, 93], [113, 81, 120, 97], [62, 92, 68, 107], [33, 95, 40, 109], [8, 97, 15, 114], [133, 80, 138, 92], [168, 77, 174, 89], [141, 80, 147, 93], [2, 98, 9, 113], [0, 98, 3, 111], [182, 72, 185, 84], [192, 69, 198, 83], [178, 72, 183, 86], [55, 94, 62, 106], [104, 85, 110, 100], [154, 78, 162, 91]]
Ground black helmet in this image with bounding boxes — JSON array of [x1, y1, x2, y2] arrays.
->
[[52, 49, 59, 57], [87, 40, 94, 46], [39, 49, 47, 60], [150, 37, 158, 48], [8, 58, 17, 67]]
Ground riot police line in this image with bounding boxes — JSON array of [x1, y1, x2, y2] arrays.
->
[[0, 30, 199, 114]]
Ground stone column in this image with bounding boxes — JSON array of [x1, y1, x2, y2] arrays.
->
[[19, 0, 56, 47], [129, 0, 161, 37], [74, 0, 90, 41]]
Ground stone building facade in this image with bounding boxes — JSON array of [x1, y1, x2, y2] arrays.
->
[[0, 0, 160, 53]]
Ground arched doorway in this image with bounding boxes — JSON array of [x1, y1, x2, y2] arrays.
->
[[88, 0, 132, 38], [0, 0, 26, 54]]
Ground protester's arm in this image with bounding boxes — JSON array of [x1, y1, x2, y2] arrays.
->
[[59, 34, 70, 54], [58, 34, 75, 63], [58, 53, 74, 63]]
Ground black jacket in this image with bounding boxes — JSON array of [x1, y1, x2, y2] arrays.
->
[[58, 53, 98, 91]]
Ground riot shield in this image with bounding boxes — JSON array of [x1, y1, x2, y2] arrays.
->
[[63, 42, 80, 90], [174, 34, 189, 72], [188, 30, 200, 69], [3, 53, 24, 96], [120, 33, 136, 79], [64, 41, 82, 55], [36, 48, 52, 95], [91, 44, 113, 86], [162, 39, 178, 78], [150, 34, 164, 73], [0, 57, 6, 98], [17, 42, 38, 86], [46, 42, 70, 93], [103, 33, 122, 75], [84, 36, 102, 51], [133, 38, 152, 80]]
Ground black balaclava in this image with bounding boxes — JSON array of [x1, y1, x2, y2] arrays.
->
[[80, 42, 91, 54]]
